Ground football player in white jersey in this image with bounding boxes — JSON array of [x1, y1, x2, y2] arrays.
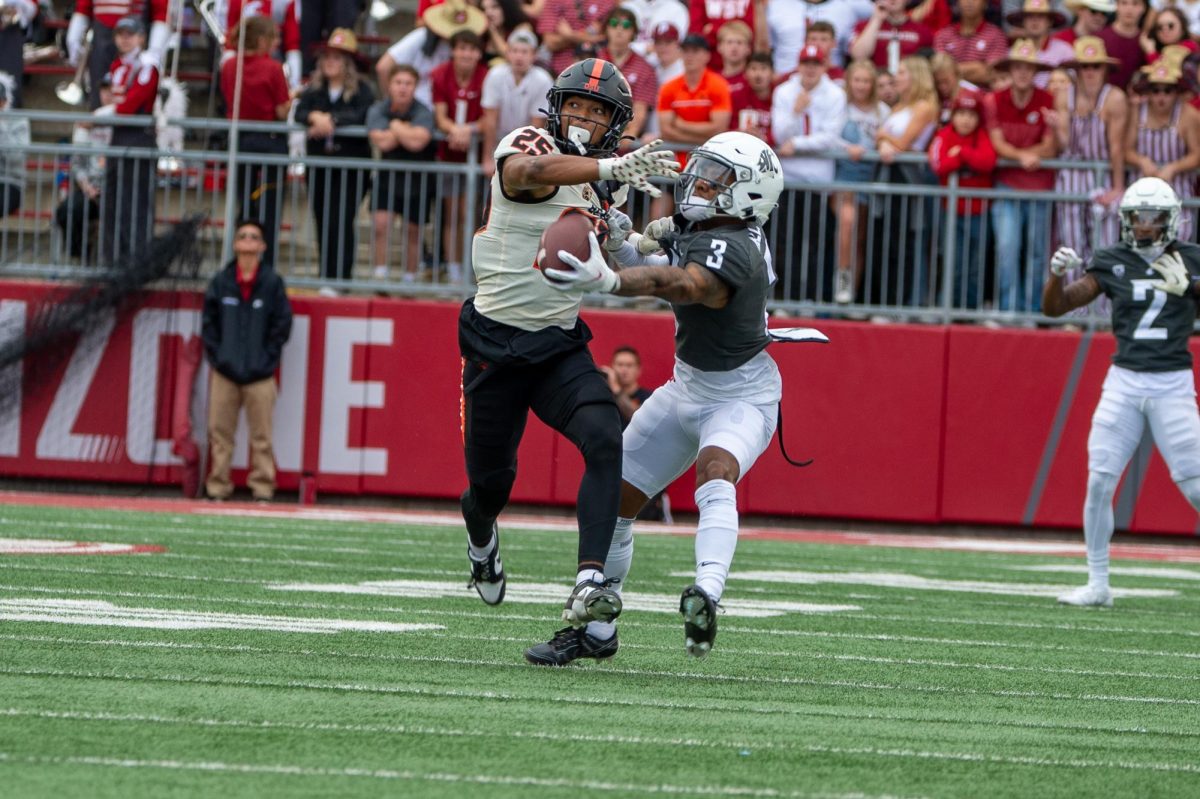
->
[[535, 131, 787, 662], [1043, 177, 1200, 608], [457, 58, 680, 662]]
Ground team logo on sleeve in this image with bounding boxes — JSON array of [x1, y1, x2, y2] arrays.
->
[[1114, 264, 1125, 279]]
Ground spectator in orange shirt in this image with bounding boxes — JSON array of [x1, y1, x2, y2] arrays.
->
[[654, 33, 732, 214]]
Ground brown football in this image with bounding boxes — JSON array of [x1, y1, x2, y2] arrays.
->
[[536, 211, 596, 283]]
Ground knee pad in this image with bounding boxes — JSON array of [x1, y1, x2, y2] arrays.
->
[[568, 403, 622, 465]]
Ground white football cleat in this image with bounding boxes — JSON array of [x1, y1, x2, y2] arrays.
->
[[1057, 584, 1113, 608]]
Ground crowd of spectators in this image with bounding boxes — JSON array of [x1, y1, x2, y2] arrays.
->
[[16, 0, 1200, 311]]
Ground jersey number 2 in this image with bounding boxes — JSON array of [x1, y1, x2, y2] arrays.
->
[[1132, 279, 1168, 340]]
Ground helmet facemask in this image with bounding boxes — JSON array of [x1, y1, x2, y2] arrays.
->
[[1121, 206, 1178, 263], [546, 91, 629, 157], [675, 153, 742, 223]]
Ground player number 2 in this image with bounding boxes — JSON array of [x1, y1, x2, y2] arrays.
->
[[1131, 279, 1168, 340], [706, 239, 727, 270]]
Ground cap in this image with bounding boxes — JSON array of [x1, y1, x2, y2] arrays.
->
[[507, 27, 538, 49], [651, 22, 680, 42], [951, 88, 983, 112], [680, 33, 711, 50], [114, 16, 145, 34], [797, 44, 827, 64]]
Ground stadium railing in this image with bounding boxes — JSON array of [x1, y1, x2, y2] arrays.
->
[[6, 109, 1198, 328]]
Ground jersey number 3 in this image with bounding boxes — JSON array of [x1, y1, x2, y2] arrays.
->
[[1132, 279, 1168, 340], [706, 239, 727, 270]]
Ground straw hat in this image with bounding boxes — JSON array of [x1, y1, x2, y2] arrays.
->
[[1065, 36, 1119, 69], [995, 39, 1053, 71], [1064, 0, 1116, 14], [1006, 0, 1068, 28], [313, 28, 369, 70], [1137, 60, 1183, 88], [1157, 44, 1192, 73], [423, 0, 488, 39]]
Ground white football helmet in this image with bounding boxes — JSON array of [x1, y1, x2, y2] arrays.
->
[[674, 132, 783, 226], [1119, 177, 1181, 261]]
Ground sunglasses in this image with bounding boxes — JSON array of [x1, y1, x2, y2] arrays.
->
[[1157, 22, 1179, 30], [1079, 63, 1106, 70], [607, 18, 634, 29], [1148, 85, 1176, 94]]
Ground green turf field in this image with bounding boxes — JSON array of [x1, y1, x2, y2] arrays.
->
[[0, 501, 1198, 798]]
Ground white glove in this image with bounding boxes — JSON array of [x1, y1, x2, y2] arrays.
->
[[66, 13, 89, 67], [603, 208, 632, 253], [1050, 246, 1082, 277], [1149, 251, 1190, 297], [638, 215, 675, 254], [148, 20, 171, 64], [597, 139, 679, 198], [544, 232, 622, 293]]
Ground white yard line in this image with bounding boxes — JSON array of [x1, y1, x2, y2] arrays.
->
[[5, 664, 1200, 708]]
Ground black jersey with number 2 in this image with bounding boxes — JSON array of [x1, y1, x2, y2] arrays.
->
[[1087, 241, 1200, 373], [667, 221, 776, 372]]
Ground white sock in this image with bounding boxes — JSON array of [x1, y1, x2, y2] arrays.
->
[[467, 533, 496, 562], [576, 567, 603, 586], [587, 517, 634, 641], [694, 479, 738, 603], [1082, 470, 1119, 588]]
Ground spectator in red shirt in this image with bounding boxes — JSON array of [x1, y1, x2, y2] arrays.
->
[[1053, 0, 1114, 47], [850, 0, 935, 74], [933, 0, 1008, 87], [431, 30, 488, 283], [688, 0, 769, 70], [1144, 8, 1199, 64], [716, 20, 753, 94], [932, 52, 977, 122], [221, 15, 292, 257], [985, 39, 1057, 312], [928, 88, 997, 309], [804, 21, 845, 82], [730, 50, 773, 141], [599, 6, 658, 139], [99, 16, 160, 266], [538, 0, 616, 75], [1098, 0, 1148, 89]]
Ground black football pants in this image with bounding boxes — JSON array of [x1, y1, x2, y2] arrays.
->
[[461, 348, 622, 572]]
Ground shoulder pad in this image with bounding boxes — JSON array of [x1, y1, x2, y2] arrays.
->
[[495, 126, 559, 160]]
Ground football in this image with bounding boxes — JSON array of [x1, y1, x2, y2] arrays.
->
[[536, 211, 596, 283]]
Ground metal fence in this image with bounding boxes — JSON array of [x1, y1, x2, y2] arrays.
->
[[5, 109, 1199, 327]]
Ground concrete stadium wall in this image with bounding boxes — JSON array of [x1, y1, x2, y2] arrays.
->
[[0, 282, 1196, 536]]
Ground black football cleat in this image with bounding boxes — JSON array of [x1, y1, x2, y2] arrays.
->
[[466, 523, 506, 606], [524, 626, 619, 666], [679, 584, 718, 658]]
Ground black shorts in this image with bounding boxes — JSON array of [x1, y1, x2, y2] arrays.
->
[[459, 301, 614, 485], [371, 172, 432, 222]]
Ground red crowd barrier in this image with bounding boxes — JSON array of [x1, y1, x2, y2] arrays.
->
[[0, 282, 1196, 535]]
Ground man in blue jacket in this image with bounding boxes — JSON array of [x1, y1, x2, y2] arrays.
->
[[201, 219, 293, 502]]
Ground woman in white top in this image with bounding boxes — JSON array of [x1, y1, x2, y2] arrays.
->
[[833, 60, 890, 304], [872, 56, 939, 308]]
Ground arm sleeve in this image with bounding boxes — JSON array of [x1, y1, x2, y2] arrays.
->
[[480, 67, 502, 110], [201, 282, 221, 363], [294, 89, 317, 125], [366, 102, 388, 131], [265, 279, 293, 363], [927, 129, 960, 176], [960, 132, 997, 173]]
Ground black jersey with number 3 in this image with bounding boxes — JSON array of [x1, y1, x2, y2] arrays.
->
[[666, 221, 776, 372], [1087, 241, 1200, 372]]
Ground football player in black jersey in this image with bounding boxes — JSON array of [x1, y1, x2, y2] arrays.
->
[[1043, 177, 1200, 608], [535, 131, 786, 662], [457, 58, 681, 662]]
